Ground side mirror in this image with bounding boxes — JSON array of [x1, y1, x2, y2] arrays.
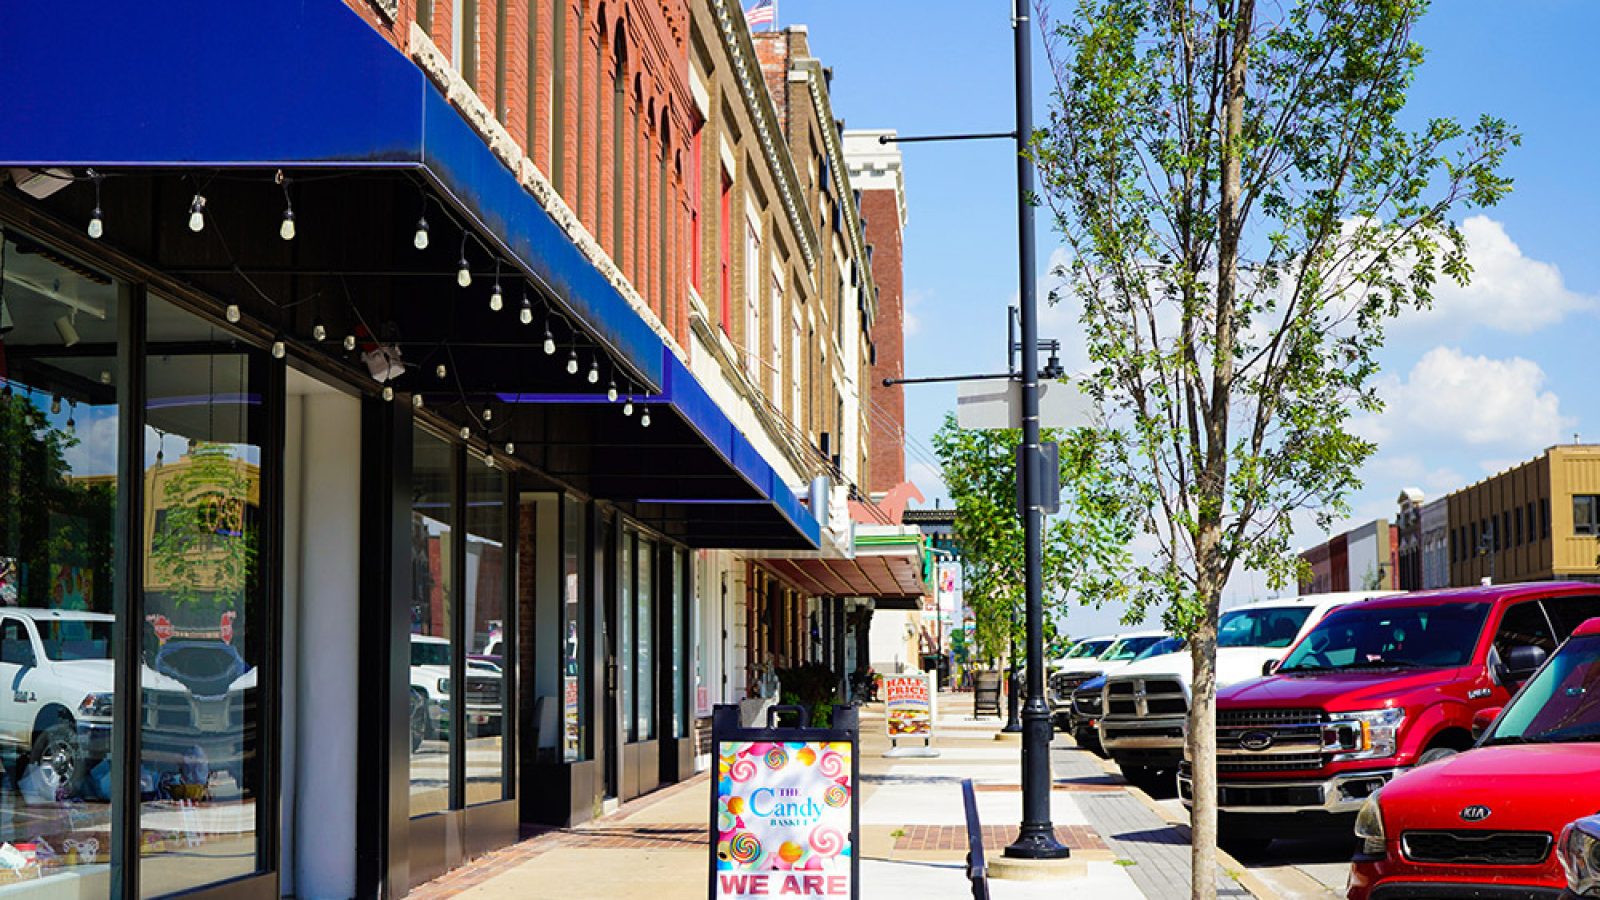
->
[[1502, 644, 1548, 683], [1472, 706, 1503, 742], [1262, 659, 1280, 677]]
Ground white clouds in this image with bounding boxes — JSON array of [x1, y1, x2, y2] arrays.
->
[[1405, 215, 1593, 334], [1357, 346, 1573, 451]]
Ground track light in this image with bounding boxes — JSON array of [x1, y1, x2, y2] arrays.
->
[[436, 363, 448, 380], [343, 334, 357, 351], [55, 314, 80, 348], [225, 303, 241, 324], [607, 380, 618, 403], [566, 349, 579, 376], [413, 216, 430, 250], [543, 324, 556, 356], [188, 194, 206, 232], [520, 294, 533, 325], [312, 320, 327, 342]]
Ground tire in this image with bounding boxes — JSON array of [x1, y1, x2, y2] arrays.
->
[[409, 689, 429, 752], [1417, 746, 1458, 766], [31, 718, 82, 797]]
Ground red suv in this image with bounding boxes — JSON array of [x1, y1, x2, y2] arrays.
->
[[1188, 583, 1600, 852], [1348, 615, 1600, 899]]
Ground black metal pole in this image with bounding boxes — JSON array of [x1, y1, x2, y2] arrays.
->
[[1004, 0, 1068, 861], [1002, 604, 1022, 732]]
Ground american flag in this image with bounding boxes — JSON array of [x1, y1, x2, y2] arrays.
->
[[744, 0, 776, 29]]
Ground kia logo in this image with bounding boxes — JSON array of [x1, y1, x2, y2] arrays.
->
[[1239, 730, 1275, 752], [1460, 805, 1492, 823]]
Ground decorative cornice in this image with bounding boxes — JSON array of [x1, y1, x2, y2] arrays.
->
[[796, 58, 875, 322], [708, 0, 817, 272]]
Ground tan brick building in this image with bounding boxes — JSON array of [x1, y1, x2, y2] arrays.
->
[[1449, 445, 1600, 585]]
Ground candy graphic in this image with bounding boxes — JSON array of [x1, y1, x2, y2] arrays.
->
[[764, 745, 788, 769], [726, 796, 745, 815], [729, 758, 757, 782], [818, 750, 844, 778], [823, 783, 850, 808], [729, 832, 762, 865], [809, 826, 845, 858], [778, 841, 804, 865], [797, 746, 817, 766]]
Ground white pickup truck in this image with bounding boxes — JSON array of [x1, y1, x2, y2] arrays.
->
[[1048, 630, 1168, 730], [1097, 592, 1394, 789], [409, 634, 504, 751]]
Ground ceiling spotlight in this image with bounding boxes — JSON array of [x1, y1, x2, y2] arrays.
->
[[312, 320, 327, 342], [382, 385, 394, 402], [520, 294, 533, 325], [542, 324, 556, 356], [54, 314, 80, 348], [436, 363, 448, 380], [188, 194, 207, 232], [343, 334, 357, 351], [225, 303, 241, 324], [271, 340, 286, 359], [413, 215, 430, 250], [607, 380, 618, 403], [566, 349, 579, 376], [489, 280, 503, 312], [100, 371, 112, 385]]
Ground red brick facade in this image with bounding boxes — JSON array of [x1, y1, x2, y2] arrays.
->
[[860, 188, 905, 493]]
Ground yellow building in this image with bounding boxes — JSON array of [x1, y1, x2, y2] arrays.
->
[[1447, 445, 1600, 585]]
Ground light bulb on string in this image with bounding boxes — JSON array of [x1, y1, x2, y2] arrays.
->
[[271, 340, 286, 360], [542, 324, 556, 356], [519, 293, 533, 325], [459, 426, 471, 441], [412, 394, 424, 409], [623, 397, 634, 417], [188, 194, 207, 232], [276, 171, 296, 240], [225, 304, 241, 324], [436, 363, 448, 380], [505, 442, 515, 455], [312, 320, 327, 342], [566, 349, 579, 376], [67, 401, 77, 433], [482, 407, 493, 423], [343, 334, 357, 351], [489, 280, 503, 312], [413, 215, 430, 250], [640, 407, 651, 428], [50, 394, 61, 416], [587, 357, 600, 385], [486, 454, 497, 469], [457, 235, 472, 287], [607, 380, 618, 403], [382, 386, 394, 402], [87, 169, 104, 239]]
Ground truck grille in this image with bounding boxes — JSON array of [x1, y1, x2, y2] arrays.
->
[[1051, 671, 1098, 703], [1217, 708, 1323, 728], [1103, 678, 1187, 719], [1401, 831, 1552, 866], [1073, 690, 1103, 717], [466, 676, 501, 706], [1217, 708, 1326, 766], [1217, 752, 1326, 773]]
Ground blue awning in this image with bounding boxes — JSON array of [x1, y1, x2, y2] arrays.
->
[[0, 0, 819, 549]]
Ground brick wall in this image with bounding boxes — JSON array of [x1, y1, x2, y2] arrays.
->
[[860, 187, 905, 493]]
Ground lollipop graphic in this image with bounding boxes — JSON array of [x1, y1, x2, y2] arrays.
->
[[818, 750, 844, 778], [823, 782, 850, 808], [729, 757, 758, 782], [764, 745, 788, 769], [797, 746, 817, 766], [808, 825, 845, 859], [728, 832, 763, 866], [778, 841, 805, 866]]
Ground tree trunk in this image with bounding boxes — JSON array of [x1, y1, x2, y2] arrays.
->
[[1186, 565, 1224, 900]]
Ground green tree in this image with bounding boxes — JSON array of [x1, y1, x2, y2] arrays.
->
[[148, 442, 257, 610], [1033, 1, 1515, 893], [932, 415, 1132, 666]]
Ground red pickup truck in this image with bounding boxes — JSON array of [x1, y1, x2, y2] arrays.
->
[[1187, 582, 1600, 852], [1348, 614, 1600, 900]]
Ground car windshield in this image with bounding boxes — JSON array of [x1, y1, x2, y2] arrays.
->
[[411, 640, 451, 667], [1065, 640, 1113, 659], [1217, 606, 1313, 649], [37, 620, 113, 661], [1279, 602, 1490, 673], [1134, 637, 1184, 661], [1488, 635, 1600, 744], [1103, 636, 1164, 661]]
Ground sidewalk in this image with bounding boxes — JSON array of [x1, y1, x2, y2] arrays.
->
[[407, 696, 1149, 899]]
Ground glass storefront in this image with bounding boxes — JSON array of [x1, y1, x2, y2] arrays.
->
[[0, 232, 120, 892], [140, 296, 266, 895], [636, 538, 654, 741], [670, 550, 685, 739], [562, 497, 586, 762], [464, 459, 506, 805], [409, 430, 456, 818], [619, 532, 634, 742]]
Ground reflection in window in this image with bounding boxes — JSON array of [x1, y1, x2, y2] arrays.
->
[[562, 498, 585, 762], [464, 459, 506, 805], [637, 538, 654, 741], [140, 296, 263, 896], [620, 532, 634, 742], [0, 231, 120, 892], [409, 431, 454, 818], [671, 550, 686, 739]]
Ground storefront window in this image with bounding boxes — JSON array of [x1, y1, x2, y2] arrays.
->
[[0, 232, 120, 892], [562, 498, 585, 761], [140, 296, 265, 895], [409, 430, 455, 818], [464, 459, 506, 805], [636, 538, 654, 741], [671, 550, 686, 739], [619, 531, 634, 742]]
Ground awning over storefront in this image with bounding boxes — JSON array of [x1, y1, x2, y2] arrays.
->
[[761, 529, 928, 602], [0, 0, 819, 550]]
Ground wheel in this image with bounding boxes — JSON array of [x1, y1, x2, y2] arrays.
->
[[30, 718, 82, 798], [1417, 746, 1458, 766], [409, 689, 429, 752]]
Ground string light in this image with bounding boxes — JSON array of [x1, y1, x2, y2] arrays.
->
[[382, 385, 394, 402], [188, 194, 207, 232], [607, 379, 618, 403], [485, 454, 497, 469], [489, 280, 503, 312], [482, 407, 493, 423], [566, 349, 579, 376], [412, 394, 424, 409], [87, 170, 104, 239], [413, 215, 430, 250], [436, 363, 448, 380], [542, 323, 557, 356], [225, 304, 241, 324], [623, 397, 634, 417], [519, 293, 533, 325], [505, 442, 515, 455], [457, 235, 472, 288], [312, 319, 327, 342], [276, 171, 295, 241], [66, 401, 77, 433], [50, 394, 61, 415], [271, 340, 286, 359], [459, 425, 471, 441], [343, 334, 357, 351], [587, 357, 600, 385], [640, 406, 651, 428]]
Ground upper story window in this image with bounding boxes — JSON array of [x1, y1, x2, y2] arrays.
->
[[744, 221, 761, 379], [1575, 495, 1600, 536]]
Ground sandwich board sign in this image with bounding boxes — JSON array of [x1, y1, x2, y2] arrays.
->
[[881, 672, 938, 758], [710, 705, 859, 900]]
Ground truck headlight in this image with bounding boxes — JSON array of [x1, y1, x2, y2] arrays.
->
[[1559, 816, 1600, 897], [1354, 790, 1386, 857], [78, 692, 115, 719], [1325, 708, 1405, 760], [437, 678, 450, 696]]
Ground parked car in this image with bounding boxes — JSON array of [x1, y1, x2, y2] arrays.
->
[[1100, 592, 1391, 789], [410, 634, 504, 751], [1070, 637, 1186, 756], [1347, 614, 1600, 900], [1559, 815, 1600, 899], [1201, 582, 1600, 854], [1049, 630, 1167, 730]]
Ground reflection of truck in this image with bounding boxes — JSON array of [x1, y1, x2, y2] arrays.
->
[[1100, 592, 1390, 790], [409, 634, 503, 751], [1348, 614, 1600, 900], [1203, 583, 1600, 853]]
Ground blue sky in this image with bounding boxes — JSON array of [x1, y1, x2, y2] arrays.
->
[[788, 1, 1600, 633]]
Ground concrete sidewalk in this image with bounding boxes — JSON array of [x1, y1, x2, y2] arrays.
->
[[408, 696, 1148, 899]]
